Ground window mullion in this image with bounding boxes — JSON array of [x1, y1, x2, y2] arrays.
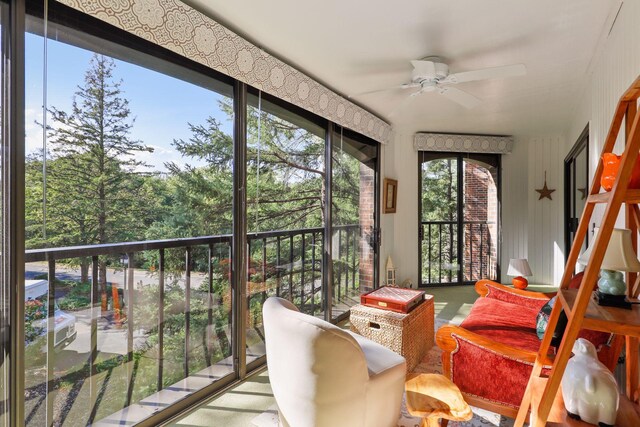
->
[[6, 0, 27, 425], [232, 80, 247, 379]]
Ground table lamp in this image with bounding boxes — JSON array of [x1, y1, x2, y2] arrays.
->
[[507, 258, 533, 289], [577, 227, 640, 309]]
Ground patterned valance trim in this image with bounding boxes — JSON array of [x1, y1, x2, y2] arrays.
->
[[414, 133, 513, 154], [58, 0, 392, 144]]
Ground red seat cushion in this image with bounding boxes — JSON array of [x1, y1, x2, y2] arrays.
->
[[461, 295, 612, 354], [460, 297, 542, 352]]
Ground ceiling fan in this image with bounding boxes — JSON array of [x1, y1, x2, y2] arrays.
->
[[351, 56, 526, 111]]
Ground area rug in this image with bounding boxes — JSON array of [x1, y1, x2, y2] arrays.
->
[[251, 319, 514, 427]]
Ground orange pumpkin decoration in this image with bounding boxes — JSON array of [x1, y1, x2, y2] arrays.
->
[[601, 152, 640, 191]]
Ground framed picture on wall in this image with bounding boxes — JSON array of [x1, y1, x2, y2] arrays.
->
[[383, 178, 398, 213]]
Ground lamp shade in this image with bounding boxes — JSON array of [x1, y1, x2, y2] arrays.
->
[[507, 258, 532, 277], [577, 227, 640, 272]]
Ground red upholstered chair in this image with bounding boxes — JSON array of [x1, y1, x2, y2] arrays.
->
[[435, 279, 623, 419]]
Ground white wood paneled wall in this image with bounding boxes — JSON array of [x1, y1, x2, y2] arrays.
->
[[588, 0, 639, 160], [568, 0, 639, 229], [500, 138, 529, 283], [527, 136, 566, 285]]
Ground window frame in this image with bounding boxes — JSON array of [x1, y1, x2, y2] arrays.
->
[[5, 1, 384, 425]]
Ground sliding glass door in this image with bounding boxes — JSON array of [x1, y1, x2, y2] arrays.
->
[[244, 92, 327, 363], [565, 126, 589, 258], [331, 129, 379, 320], [25, 10, 237, 424], [419, 152, 500, 286]]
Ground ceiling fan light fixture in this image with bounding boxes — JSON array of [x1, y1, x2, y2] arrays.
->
[[419, 81, 437, 91]]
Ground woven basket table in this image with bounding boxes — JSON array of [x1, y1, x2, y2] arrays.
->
[[350, 295, 434, 372]]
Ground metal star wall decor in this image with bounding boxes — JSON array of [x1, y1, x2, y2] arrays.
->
[[577, 187, 587, 200], [536, 171, 556, 200]]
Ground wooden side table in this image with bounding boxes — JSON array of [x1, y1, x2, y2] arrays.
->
[[405, 373, 473, 427]]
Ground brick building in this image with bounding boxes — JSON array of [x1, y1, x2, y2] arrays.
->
[[463, 160, 498, 281], [358, 162, 376, 293]]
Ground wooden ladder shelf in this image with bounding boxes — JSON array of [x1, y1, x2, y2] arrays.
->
[[515, 76, 640, 426]]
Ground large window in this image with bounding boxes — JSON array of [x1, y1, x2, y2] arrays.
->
[[0, 2, 383, 425], [245, 93, 326, 362], [24, 12, 235, 426], [419, 152, 500, 286]]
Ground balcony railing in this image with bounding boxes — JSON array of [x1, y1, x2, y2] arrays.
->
[[24, 224, 361, 426], [421, 220, 497, 285], [245, 224, 359, 319]]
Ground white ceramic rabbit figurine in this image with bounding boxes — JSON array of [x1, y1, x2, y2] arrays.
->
[[561, 338, 619, 426]]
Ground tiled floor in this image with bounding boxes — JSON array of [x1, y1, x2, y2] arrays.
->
[[167, 284, 555, 427], [167, 370, 274, 427]]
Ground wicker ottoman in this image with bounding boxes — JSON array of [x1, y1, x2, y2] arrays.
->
[[350, 295, 434, 372]]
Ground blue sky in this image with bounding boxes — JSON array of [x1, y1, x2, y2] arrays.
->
[[25, 33, 233, 172]]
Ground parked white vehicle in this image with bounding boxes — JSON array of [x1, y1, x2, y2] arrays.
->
[[25, 279, 77, 349]]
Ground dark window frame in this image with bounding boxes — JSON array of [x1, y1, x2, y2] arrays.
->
[[564, 124, 589, 260], [7, 1, 383, 425], [331, 124, 380, 323], [418, 150, 502, 287]]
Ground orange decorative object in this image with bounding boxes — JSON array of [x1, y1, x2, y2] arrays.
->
[[601, 153, 620, 191], [112, 285, 122, 327], [512, 276, 529, 290], [601, 152, 640, 191]]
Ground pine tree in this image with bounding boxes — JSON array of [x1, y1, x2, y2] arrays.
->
[[166, 99, 349, 236], [44, 54, 154, 308]]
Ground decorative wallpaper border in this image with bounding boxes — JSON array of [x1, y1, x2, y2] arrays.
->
[[57, 0, 392, 144], [414, 132, 513, 154]]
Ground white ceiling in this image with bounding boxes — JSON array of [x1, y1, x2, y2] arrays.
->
[[185, 0, 620, 139]]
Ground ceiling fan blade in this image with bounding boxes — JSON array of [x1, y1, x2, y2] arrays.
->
[[388, 91, 421, 117], [442, 63, 526, 84], [348, 82, 420, 98], [410, 60, 436, 78], [437, 86, 482, 109]]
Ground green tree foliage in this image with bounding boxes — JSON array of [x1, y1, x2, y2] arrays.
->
[[421, 158, 458, 282], [245, 102, 326, 232], [159, 99, 328, 240], [26, 54, 156, 287], [421, 158, 457, 222], [332, 144, 367, 226], [160, 114, 235, 238]]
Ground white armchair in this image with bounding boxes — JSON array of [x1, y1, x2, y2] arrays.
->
[[263, 297, 406, 427]]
